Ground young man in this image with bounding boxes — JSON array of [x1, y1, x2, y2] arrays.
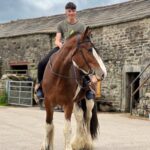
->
[[55, 2, 85, 49], [36, 2, 97, 101]]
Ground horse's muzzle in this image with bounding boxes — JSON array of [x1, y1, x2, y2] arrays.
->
[[95, 69, 105, 81]]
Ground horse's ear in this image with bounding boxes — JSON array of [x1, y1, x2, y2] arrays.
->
[[81, 26, 92, 40]]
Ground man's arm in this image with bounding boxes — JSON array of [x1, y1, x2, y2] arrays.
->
[[55, 32, 63, 49]]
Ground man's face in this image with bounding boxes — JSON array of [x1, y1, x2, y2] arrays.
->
[[65, 9, 76, 19]]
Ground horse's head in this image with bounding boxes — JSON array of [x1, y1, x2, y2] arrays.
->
[[70, 27, 107, 80]]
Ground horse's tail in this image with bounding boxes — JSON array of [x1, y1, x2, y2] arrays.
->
[[90, 102, 99, 139], [80, 99, 99, 140]]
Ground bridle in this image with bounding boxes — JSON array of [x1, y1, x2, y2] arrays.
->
[[74, 34, 95, 75], [48, 34, 96, 79]]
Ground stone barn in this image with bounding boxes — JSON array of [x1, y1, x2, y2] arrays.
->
[[0, 0, 150, 114]]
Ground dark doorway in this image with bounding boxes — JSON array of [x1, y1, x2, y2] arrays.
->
[[126, 72, 140, 112]]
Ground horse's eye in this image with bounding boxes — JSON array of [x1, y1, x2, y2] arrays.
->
[[88, 48, 92, 52]]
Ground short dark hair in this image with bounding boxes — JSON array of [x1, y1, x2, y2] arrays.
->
[[65, 2, 76, 10]]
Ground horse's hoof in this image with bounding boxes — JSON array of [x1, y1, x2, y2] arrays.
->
[[41, 145, 50, 150], [72, 141, 93, 150], [46, 146, 49, 150], [66, 147, 72, 150]]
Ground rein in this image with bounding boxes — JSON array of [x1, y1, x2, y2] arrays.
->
[[48, 57, 79, 79]]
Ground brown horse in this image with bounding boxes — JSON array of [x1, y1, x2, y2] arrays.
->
[[41, 27, 107, 150]]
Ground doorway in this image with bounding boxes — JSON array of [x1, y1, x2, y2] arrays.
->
[[125, 72, 140, 112]]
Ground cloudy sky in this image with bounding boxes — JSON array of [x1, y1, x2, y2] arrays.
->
[[0, 0, 128, 23]]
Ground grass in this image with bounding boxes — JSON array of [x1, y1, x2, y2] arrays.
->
[[0, 91, 8, 106]]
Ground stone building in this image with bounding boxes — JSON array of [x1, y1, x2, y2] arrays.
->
[[0, 0, 150, 113]]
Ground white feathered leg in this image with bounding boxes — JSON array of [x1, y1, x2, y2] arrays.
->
[[86, 99, 94, 132], [64, 120, 72, 150], [41, 123, 54, 150], [85, 99, 95, 148], [71, 102, 93, 150]]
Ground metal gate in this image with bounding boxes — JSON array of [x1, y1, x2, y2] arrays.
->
[[7, 81, 33, 106]]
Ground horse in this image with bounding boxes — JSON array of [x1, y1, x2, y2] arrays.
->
[[41, 27, 107, 150]]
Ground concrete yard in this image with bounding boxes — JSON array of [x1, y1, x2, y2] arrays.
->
[[0, 106, 150, 150]]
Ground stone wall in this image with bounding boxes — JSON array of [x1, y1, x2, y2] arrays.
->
[[0, 79, 6, 96], [91, 18, 150, 111], [0, 33, 55, 80]]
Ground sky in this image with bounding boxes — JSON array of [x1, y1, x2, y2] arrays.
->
[[0, 0, 129, 23]]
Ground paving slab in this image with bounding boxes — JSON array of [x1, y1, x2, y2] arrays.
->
[[0, 106, 150, 150]]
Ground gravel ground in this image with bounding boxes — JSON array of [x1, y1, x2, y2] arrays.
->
[[0, 106, 150, 150]]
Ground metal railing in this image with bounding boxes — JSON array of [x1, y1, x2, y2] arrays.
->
[[130, 63, 150, 115], [7, 80, 33, 106]]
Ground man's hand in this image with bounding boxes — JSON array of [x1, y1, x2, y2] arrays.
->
[[58, 42, 63, 49], [55, 32, 63, 49], [89, 75, 98, 84], [88, 75, 98, 93]]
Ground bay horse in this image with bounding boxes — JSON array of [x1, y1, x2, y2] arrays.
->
[[41, 27, 107, 150]]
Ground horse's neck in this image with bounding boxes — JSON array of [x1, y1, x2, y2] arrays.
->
[[52, 47, 73, 76]]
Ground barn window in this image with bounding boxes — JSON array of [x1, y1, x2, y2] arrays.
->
[[10, 65, 28, 74], [8, 61, 28, 75]]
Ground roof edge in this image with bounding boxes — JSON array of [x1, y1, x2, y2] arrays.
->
[[0, 31, 56, 39], [0, 0, 145, 25], [0, 15, 149, 39]]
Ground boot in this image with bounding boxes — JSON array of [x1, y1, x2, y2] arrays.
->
[[34, 83, 44, 104]]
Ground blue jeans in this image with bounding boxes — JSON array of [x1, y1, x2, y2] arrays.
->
[[82, 75, 95, 100]]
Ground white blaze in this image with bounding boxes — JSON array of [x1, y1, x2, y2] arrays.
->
[[92, 48, 107, 78]]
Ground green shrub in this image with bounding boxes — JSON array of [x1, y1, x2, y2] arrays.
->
[[0, 91, 8, 106]]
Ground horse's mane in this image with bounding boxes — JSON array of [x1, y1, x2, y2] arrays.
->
[[66, 32, 80, 40], [65, 31, 99, 53]]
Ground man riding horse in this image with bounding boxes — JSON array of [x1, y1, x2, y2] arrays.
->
[[36, 2, 107, 150], [35, 2, 98, 104]]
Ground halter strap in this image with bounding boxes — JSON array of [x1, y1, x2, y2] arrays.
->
[[76, 34, 94, 75]]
